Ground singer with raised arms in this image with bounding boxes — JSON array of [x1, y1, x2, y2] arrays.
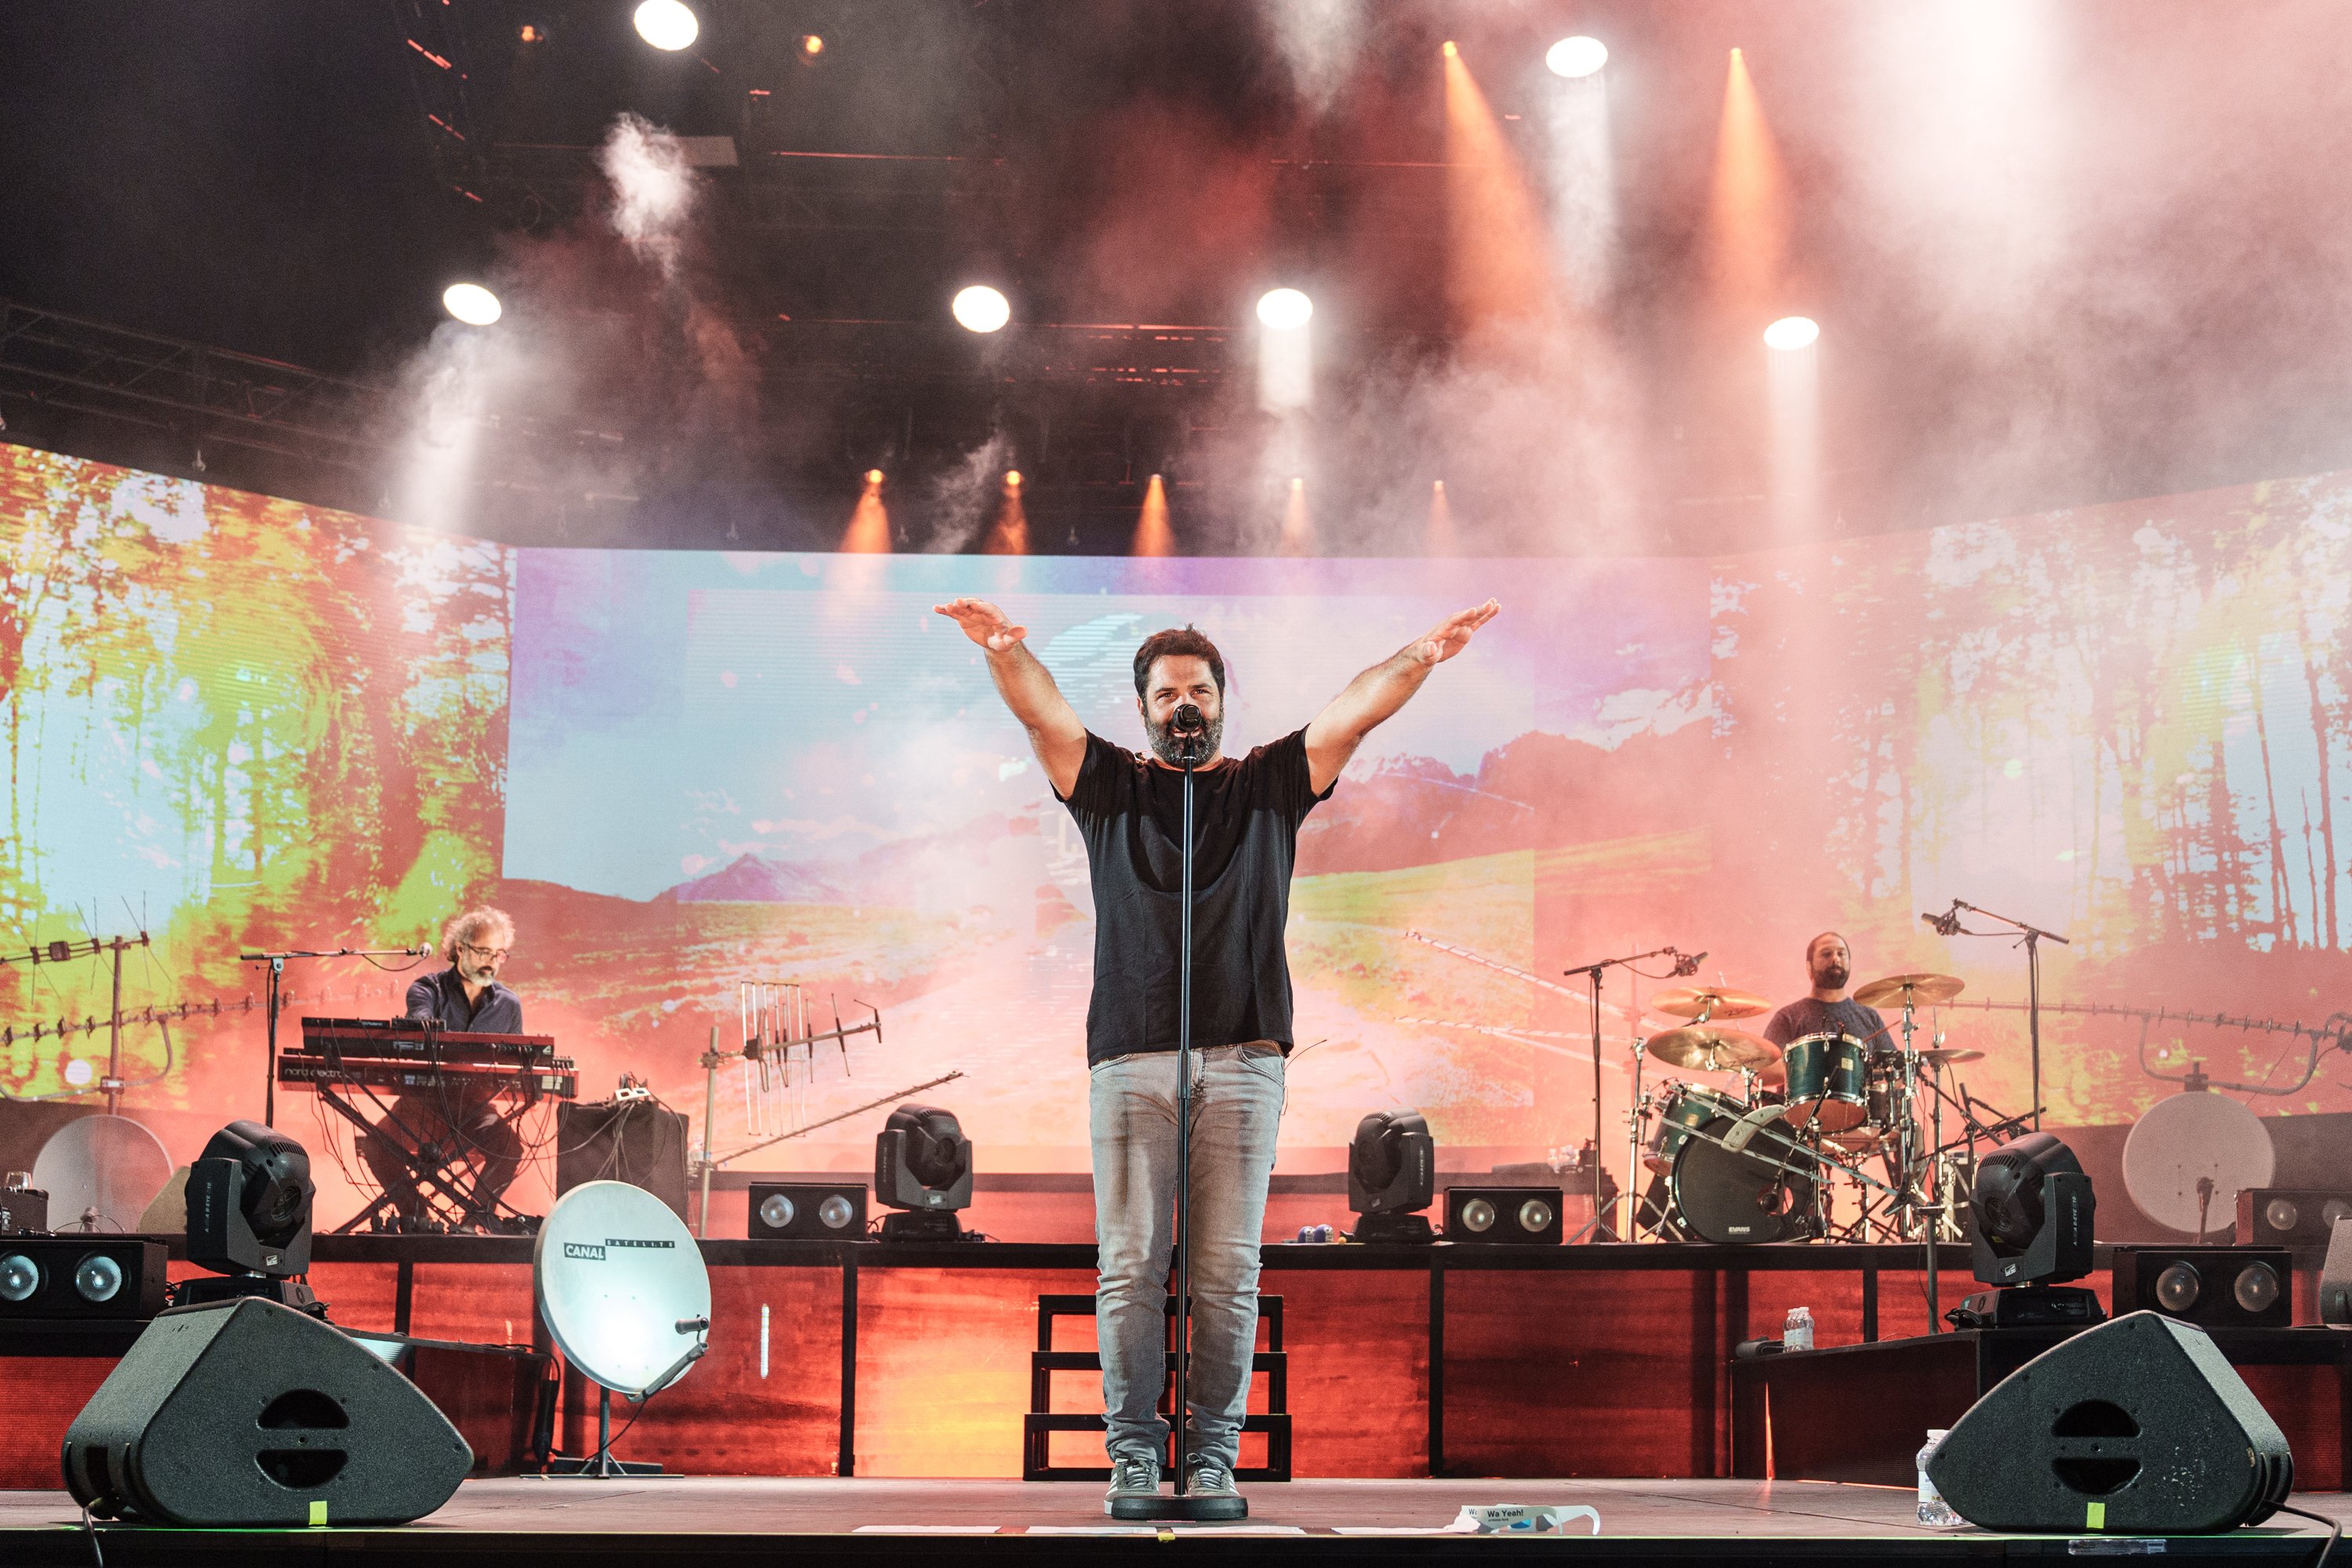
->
[[933, 594, 1500, 1514]]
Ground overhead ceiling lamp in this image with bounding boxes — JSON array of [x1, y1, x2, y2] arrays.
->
[[633, 0, 699, 52], [1255, 287, 1313, 331], [1546, 36, 1609, 78], [1763, 314, 1820, 350], [441, 282, 502, 325], [951, 284, 1011, 333]]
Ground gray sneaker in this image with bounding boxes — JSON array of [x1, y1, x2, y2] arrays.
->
[[1104, 1454, 1161, 1515], [1186, 1459, 1241, 1501]]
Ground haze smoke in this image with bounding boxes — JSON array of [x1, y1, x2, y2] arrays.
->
[[600, 113, 698, 281]]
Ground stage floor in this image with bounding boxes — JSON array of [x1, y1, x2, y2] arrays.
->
[[2, 1479, 2347, 1564]]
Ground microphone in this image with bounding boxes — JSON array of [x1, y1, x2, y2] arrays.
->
[[1171, 702, 1206, 735], [1920, 906, 1962, 937], [1672, 949, 1706, 978]]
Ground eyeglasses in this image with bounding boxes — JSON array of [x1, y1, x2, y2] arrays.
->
[[459, 943, 511, 960]]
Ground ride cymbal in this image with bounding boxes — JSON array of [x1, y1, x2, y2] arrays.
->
[[1853, 971, 1966, 1007], [1647, 1025, 1779, 1073], [1921, 1047, 1984, 1065], [1650, 985, 1773, 1022]]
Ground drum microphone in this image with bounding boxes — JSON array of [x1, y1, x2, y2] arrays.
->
[[1920, 906, 1963, 937], [1671, 949, 1706, 977]]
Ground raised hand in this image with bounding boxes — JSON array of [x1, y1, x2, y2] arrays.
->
[[1410, 599, 1501, 666], [934, 597, 1029, 653]]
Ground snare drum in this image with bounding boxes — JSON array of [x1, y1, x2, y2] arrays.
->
[[1780, 1031, 1869, 1132], [1644, 1083, 1747, 1173]]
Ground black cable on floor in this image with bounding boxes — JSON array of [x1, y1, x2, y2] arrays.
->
[[2277, 1502, 2342, 1568]]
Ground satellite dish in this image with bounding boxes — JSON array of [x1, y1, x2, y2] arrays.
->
[[32, 1114, 173, 1232], [534, 1180, 710, 1399], [2123, 1090, 2275, 1236]]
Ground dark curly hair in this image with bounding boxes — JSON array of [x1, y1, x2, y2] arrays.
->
[[1132, 626, 1227, 701]]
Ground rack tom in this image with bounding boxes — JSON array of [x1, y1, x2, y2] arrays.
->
[[1780, 1031, 1869, 1132]]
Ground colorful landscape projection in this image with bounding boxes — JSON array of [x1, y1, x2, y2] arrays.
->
[[5, 439, 2352, 1208]]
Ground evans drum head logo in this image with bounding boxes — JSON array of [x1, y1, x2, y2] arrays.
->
[[563, 1237, 677, 1261]]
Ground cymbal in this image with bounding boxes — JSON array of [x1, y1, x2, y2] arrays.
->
[[1922, 1047, 1984, 1065], [1647, 1025, 1780, 1073], [1650, 985, 1773, 1022], [1853, 971, 1966, 1007]]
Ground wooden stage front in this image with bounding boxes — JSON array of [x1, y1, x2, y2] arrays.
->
[[1, 1476, 2347, 1566]]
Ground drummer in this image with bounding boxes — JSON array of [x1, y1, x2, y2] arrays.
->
[[1761, 932, 1892, 1058]]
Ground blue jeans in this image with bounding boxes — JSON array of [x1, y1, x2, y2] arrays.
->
[[1090, 1043, 1284, 1472]]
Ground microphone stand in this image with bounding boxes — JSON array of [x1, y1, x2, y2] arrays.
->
[[239, 946, 432, 1126], [1936, 901, 2069, 1132], [1561, 944, 1690, 1243], [1126, 713, 1245, 1521]]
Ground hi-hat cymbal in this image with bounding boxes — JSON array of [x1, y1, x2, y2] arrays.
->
[[1647, 1025, 1780, 1073], [1922, 1047, 1984, 1065], [1853, 971, 1966, 1007], [1650, 985, 1773, 1022]]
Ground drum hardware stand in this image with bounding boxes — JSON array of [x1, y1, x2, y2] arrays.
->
[[239, 944, 433, 1126], [1621, 1038, 1650, 1243], [1929, 898, 2069, 1131], [1563, 945, 1698, 1244]]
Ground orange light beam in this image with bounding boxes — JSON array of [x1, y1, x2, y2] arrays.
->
[[1132, 474, 1174, 557], [1427, 479, 1456, 556], [1443, 44, 1558, 345], [1704, 47, 1791, 327], [840, 470, 890, 553], [982, 472, 1029, 555], [1278, 476, 1314, 557]]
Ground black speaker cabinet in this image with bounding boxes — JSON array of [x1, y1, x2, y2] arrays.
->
[[2111, 1245, 2292, 1329], [0, 1238, 165, 1319], [1926, 1311, 2292, 1534], [64, 1296, 472, 1525], [555, 1100, 691, 1222], [750, 1181, 869, 1240], [1443, 1185, 1563, 1244], [2236, 1187, 2352, 1247]]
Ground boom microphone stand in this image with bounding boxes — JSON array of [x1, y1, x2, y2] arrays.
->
[[1563, 944, 1699, 1242], [1930, 899, 2069, 1131], [240, 946, 432, 1126], [1118, 702, 1246, 1522]]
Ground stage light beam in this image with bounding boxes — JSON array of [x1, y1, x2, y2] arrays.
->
[[633, 0, 698, 52], [840, 470, 890, 554], [1764, 315, 1820, 350], [441, 283, 502, 325], [983, 470, 1029, 555], [1444, 39, 1558, 347], [1256, 289, 1313, 330], [1547, 37, 1607, 78], [1132, 474, 1174, 557], [952, 285, 1010, 333]]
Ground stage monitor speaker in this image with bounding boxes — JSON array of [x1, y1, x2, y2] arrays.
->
[[63, 1295, 472, 1525], [555, 1100, 691, 1224], [1925, 1310, 2292, 1534], [2236, 1187, 2352, 1247], [1443, 1185, 1562, 1245], [2111, 1245, 2291, 1330], [2322, 1218, 2352, 1325], [750, 1181, 869, 1240], [0, 1238, 165, 1319]]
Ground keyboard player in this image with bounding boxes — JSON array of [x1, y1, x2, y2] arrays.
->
[[358, 906, 528, 1225]]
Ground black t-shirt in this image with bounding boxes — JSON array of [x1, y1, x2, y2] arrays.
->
[[1762, 996, 1891, 1053], [405, 967, 524, 1034], [1058, 728, 1333, 1065]]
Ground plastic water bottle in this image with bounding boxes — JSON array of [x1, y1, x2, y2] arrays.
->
[[1783, 1306, 1815, 1352], [1917, 1429, 1961, 1526]]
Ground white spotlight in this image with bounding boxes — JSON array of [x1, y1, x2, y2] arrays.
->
[[952, 284, 1011, 333], [633, 0, 699, 52], [441, 282, 503, 326], [1764, 315, 1821, 351], [1256, 288, 1313, 331], [1546, 37, 1608, 78]]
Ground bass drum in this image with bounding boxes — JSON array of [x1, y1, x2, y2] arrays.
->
[[1669, 1105, 1816, 1245]]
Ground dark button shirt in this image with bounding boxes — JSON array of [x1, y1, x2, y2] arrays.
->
[[405, 967, 524, 1034], [1058, 728, 1332, 1065]]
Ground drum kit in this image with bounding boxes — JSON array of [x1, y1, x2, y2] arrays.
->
[[1625, 970, 2030, 1246]]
